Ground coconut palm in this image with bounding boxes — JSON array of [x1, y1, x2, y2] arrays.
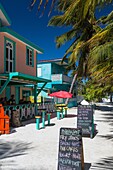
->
[[30, 0, 113, 101], [29, 0, 56, 16]]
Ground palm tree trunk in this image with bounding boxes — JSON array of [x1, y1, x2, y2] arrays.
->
[[110, 93, 112, 103], [65, 73, 78, 105]]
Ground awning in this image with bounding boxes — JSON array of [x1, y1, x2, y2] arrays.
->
[[0, 72, 51, 94]]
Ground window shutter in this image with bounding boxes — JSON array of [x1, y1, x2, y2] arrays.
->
[[32, 50, 34, 67]]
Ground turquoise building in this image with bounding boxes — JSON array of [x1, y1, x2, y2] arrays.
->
[[37, 59, 77, 107]]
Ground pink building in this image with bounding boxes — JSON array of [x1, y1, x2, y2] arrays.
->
[[0, 3, 51, 111]]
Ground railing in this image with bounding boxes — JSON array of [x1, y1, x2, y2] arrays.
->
[[37, 102, 56, 114], [62, 74, 73, 83], [3, 102, 56, 121], [51, 74, 72, 83]]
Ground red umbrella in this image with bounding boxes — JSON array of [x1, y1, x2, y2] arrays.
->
[[48, 90, 73, 98]]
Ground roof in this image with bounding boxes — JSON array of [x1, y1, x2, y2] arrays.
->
[[0, 72, 51, 95], [38, 58, 68, 66], [0, 3, 11, 26], [0, 72, 51, 85], [0, 27, 43, 53]]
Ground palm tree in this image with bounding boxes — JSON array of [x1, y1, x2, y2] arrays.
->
[[29, 0, 56, 16], [30, 0, 113, 102], [50, 1, 113, 98]]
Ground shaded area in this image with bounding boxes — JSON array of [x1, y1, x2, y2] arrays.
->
[[91, 105, 113, 169], [90, 157, 113, 170], [98, 134, 113, 142], [101, 112, 113, 122], [0, 140, 33, 168], [84, 163, 91, 170], [22, 112, 57, 126], [95, 105, 113, 129], [0, 160, 18, 169], [95, 105, 113, 112], [65, 114, 77, 118], [95, 119, 113, 123], [45, 123, 55, 127], [22, 118, 35, 126], [0, 140, 32, 159]]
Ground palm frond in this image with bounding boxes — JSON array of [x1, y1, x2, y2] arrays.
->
[[48, 0, 56, 16], [97, 10, 113, 24], [30, 0, 37, 6], [55, 29, 77, 48]]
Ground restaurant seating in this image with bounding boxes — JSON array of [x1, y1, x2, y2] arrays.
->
[[35, 115, 41, 130]]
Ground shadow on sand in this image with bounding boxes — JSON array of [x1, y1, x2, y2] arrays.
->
[[96, 105, 113, 112], [95, 105, 113, 130], [0, 140, 33, 168], [84, 163, 91, 170], [91, 105, 113, 169], [65, 114, 77, 118], [90, 157, 113, 170], [98, 134, 113, 142]]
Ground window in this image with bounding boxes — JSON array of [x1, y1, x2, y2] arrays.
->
[[26, 47, 34, 67], [22, 90, 31, 101], [38, 67, 42, 77], [5, 40, 14, 72], [22, 90, 31, 97]]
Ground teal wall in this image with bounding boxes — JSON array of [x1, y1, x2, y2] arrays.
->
[[38, 63, 52, 88], [37, 61, 77, 107], [5, 86, 11, 100], [15, 87, 20, 104], [52, 63, 66, 74], [53, 84, 70, 91], [37, 62, 70, 90]]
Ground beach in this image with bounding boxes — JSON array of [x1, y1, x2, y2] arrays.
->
[[0, 105, 113, 170]]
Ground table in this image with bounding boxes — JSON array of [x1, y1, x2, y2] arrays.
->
[[55, 104, 67, 119], [37, 108, 46, 128]]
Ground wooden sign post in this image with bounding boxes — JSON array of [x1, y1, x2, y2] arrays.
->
[[77, 105, 94, 138], [58, 127, 84, 170]]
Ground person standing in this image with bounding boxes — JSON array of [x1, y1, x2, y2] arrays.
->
[[9, 95, 16, 105]]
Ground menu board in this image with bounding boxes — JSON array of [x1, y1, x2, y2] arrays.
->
[[77, 105, 93, 136], [58, 128, 84, 170]]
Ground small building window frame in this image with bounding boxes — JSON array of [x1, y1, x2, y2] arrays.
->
[[37, 67, 42, 77], [26, 46, 34, 67]]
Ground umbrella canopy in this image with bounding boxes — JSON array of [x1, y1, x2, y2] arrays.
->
[[48, 90, 73, 98]]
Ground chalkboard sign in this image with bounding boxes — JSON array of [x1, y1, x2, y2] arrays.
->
[[77, 105, 93, 136], [58, 128, 84, 170]]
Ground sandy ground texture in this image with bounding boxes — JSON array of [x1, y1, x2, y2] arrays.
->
[[0, 104, 113, 170]]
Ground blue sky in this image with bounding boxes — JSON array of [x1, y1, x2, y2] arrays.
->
[[0, 0, 70, 61], [0, 0, 113, 61]]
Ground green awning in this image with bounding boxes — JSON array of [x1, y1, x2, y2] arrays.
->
[[0, 72, 51, 94], [0, 72, 51, 84]]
